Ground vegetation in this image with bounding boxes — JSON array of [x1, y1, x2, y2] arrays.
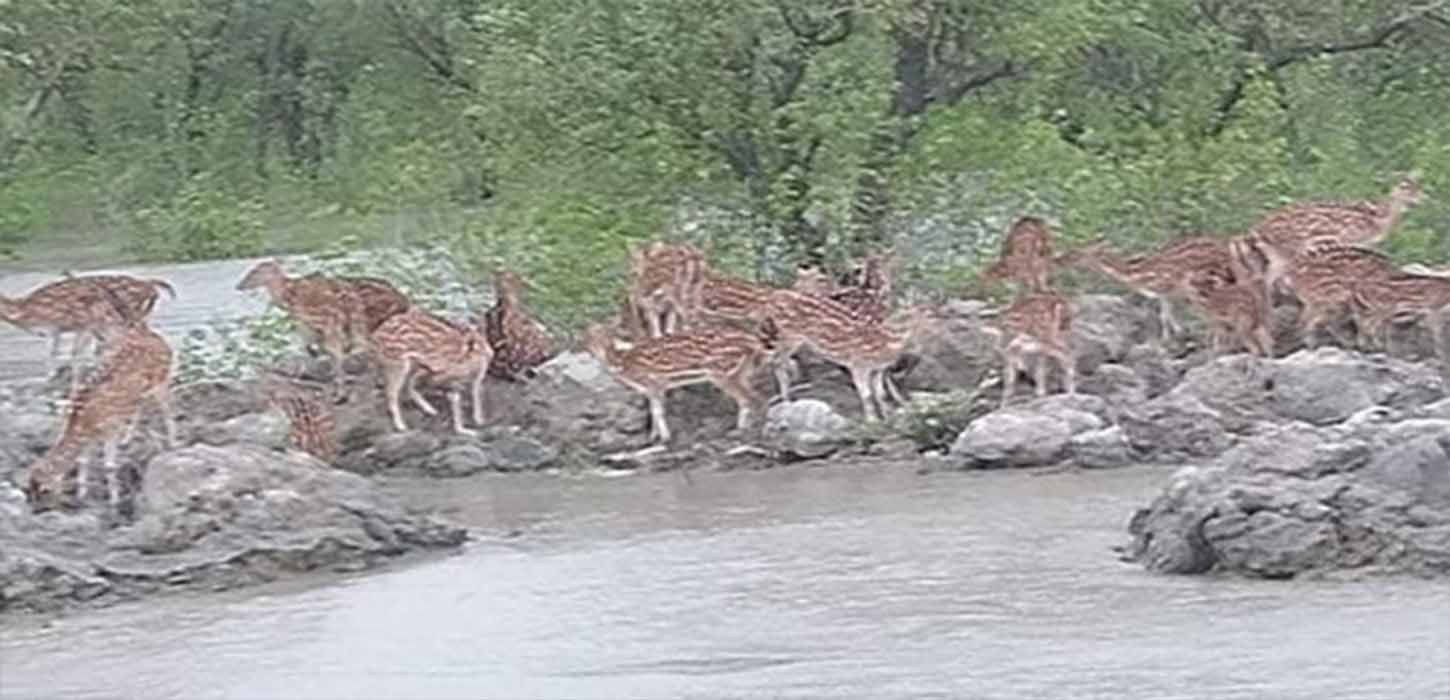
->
[[4, 0, 1449, 325]]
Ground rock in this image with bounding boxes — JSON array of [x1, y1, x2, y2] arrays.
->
[[1126, 420, 1450, 579], [1070, 426, 1134, 469], [949, 394, 1106, 468], [191, 411, 289, 449], [418, 434, 560, 476], [0, 445, 464, 614], [764, 400, 851, 459], [1119, 393, 1233, 461]]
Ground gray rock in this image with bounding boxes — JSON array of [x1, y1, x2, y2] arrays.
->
[[950, 395, 1105, 468], [191, 411, 289, 449], [764, 400, 851, 459], [0, 445, 464, 615], [1126, 421, 1450, 579], [1119, 393, 1233, 461], [1070, 426, 1134, 469]]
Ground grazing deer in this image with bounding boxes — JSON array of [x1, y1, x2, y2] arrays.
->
[[981, 292, 1075, 408], [626, 241, 707, 336], [260, 372, 339, 462], [369, 307, 493, 434], [1058, 235, 1238, 343], [1183, 269, 1274, 358], [583, 320, 770, 444], [1349, 271, 1450, 359], [982, 216, 1057, 293], [1240, 173, 1423, 303], [236, 260, 357, 394], [483, 269, 555, 381], [1280, 243, 1400, 350], [25, 282, 177, 514], [1, 272, 174, 379]]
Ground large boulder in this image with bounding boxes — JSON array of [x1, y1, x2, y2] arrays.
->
[[949, 394, 1112, 468], [0, 445, 465, 614], [763, 399, 851, 459], [1125, 419, 1450, 579]]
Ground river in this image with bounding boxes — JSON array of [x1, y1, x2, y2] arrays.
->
[[2, 463, 1446, 699]]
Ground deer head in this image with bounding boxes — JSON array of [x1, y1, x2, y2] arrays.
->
[[236, 259, 286, 291]]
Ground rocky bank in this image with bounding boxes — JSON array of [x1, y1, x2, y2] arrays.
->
[[1, 292, 1447, 616]]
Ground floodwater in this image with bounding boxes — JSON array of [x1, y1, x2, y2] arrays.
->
[[2, 464, 1448, 700]]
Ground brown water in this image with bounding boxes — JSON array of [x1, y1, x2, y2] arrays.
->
[[3, 464, 1448, 699]]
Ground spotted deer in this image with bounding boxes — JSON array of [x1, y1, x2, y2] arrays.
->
[[1, 272, 175, 378], [1280, 243, 1400, 349], [1239, 174, 1423, 303], [236, 260, 357, 394], [626, 241, 707, 336], [369, 307, 493, 434], [25, 282, 177, 514], [981, 216, 1057, 293], [260, 373, 339, 462], [981, 292, 1075, 408], [1349, 271, 1450, 359], [1183, 268, 1274, 357], [1058, 235, 1239, 343], [335, 274, 411, 350], [583, 320, 770, 444], [483, 269, 555, 381]]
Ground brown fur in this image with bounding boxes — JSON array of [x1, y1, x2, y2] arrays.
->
[[982, 217, 1056, 293], [483, 270, 555, 380], [237, 260, 357, 392], [991, 292, 1075, 407], [369, 308, 493, 434]]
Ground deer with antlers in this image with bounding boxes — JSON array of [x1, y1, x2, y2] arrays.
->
[[25, 281, 177, 513], [369, 307, 493, 435]]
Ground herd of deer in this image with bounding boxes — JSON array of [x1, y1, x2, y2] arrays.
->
[[1, 172, 1445, 514]]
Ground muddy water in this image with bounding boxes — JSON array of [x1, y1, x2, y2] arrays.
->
[[3, 464, 1448, 699]]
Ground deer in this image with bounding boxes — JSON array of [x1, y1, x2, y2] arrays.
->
[[236, 260, 358, 396], [981, 216, 1057, 293], [1278, 242, 1401, 350], [25, 280, 177, 514], [626, 241, 707, 336], [759, 295, 938, 422], [1348, 271, 1450, 360], [259, 371, 339, 462], [1182, 268, 1274, 358], [1057, 235, 1240, 344], [583, 319, 771, 445], [482, 269, 555, 381], [368, 307, 493, 435], [1, 272, 175, 381], [979, 291, 1076, 408], [1238, 173, 1424, 305]]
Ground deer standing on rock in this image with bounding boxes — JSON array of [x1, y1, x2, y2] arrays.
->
[[236, 260, 358, 396], [25, 281, 177, 514], [483, 269, 555, 381], [369, 307, 493, 435]]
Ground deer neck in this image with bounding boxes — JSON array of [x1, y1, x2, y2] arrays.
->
[[1085, 252, 1143, 285]]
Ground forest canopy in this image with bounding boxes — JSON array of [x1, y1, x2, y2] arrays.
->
[[3, 0, 1448, 322]]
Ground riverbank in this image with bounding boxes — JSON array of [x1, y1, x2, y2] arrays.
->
[[2, 287, 1448, 620]]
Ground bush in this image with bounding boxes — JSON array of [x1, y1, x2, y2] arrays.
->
[[127, 174, 266, 262]]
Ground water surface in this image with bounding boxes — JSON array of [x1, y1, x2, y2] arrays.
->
[[3, 464, 1447, 699]]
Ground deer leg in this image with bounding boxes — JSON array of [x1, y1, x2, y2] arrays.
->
[[772, 357, 794, 403], [102, 436, 120, 508], [721, 374, 759, 433], [406, 369, 438, 415], [1033, 351, 1049, 398], [382, 359, 411, 432], [471, 368, 488, 428], [448, 389, 476, 436], [647, 392, 670, 444], [155, 383, 178, 449], [1429, 310, 1447, 363], [850, 366, 879, 422], [1000, 351, 1019, 409], [1156, 298, 1180, 341], [1058, 346, 1077, 396]]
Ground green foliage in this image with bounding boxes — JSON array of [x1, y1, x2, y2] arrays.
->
[[126, 174, 266, 262]]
